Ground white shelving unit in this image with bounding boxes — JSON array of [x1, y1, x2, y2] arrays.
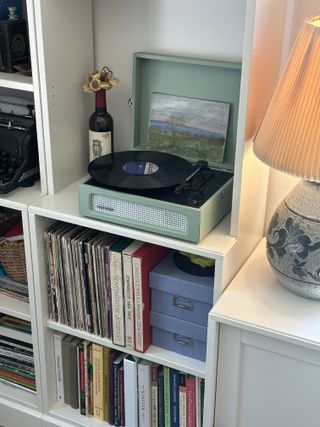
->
[[4, 0, 317, 426], [0, 195, 43, 426], [0, 1, 44, 425], [26, 1, 290, 426]]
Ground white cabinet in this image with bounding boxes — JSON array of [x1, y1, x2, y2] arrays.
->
[[216, 327, 320, 427], [212, 240, 320, 427]]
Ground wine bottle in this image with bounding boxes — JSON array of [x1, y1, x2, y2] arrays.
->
[[89, 89, 113, 162]]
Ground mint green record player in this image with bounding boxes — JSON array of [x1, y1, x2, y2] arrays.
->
[[79, 52, 241, 242]]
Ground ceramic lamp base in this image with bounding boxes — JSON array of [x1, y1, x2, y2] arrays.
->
[[266, 180, 320, 300]]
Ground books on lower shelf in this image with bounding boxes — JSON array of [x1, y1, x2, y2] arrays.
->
[[0, 314, 35, 392], [54, 334, 205, 426], [44, 221, 169, 353]]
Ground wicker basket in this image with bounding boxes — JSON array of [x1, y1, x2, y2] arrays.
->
[[0, 238, 27, 284]]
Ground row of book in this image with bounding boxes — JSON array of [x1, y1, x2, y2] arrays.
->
[[45, 221, 169, 352], [0, 314, 35, 392], [55, 333, 204, 426]]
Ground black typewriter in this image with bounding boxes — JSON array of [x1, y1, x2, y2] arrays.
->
[[0, 97, 39, 193]]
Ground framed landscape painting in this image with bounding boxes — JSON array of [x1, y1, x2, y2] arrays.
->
[[147, 92, 230, 164]]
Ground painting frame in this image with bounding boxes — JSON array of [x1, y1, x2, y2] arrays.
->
[[147, 92, 230, 164]]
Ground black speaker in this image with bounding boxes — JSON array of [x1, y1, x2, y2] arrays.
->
[[0, 18, 30, 73]]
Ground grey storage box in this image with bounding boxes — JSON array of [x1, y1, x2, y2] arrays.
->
[[150, 310, 207, 361], [149, 252, 214, 326]]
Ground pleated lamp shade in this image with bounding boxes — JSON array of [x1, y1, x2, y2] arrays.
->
[[253, 16, 320, 182]]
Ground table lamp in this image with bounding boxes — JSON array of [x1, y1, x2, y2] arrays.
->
[[253, 15, 320, 300]]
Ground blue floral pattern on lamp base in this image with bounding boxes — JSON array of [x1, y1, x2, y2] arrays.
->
[[266, 180, 320, 300]]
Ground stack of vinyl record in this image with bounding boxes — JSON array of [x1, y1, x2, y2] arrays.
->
[[0, 267, 29, 302], [0, 315, 35, 392]]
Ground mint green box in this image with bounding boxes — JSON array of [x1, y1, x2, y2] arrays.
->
[[79, 53, 241, 242]]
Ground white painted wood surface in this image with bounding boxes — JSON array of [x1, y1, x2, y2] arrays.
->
[[212, 239, 320, 349], [0, 0, 312, 425], [215, 326, 320, 427], [212, 240, 320, 426]]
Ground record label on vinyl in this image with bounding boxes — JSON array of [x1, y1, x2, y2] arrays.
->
[[88, 150, 194, 190], [123, 161, 159, 175]]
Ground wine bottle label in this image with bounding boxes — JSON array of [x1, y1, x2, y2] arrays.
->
[[89, 130, 112, 162]]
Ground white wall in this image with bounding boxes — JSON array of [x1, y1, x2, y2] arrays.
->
[[92, 0, 247, 152]]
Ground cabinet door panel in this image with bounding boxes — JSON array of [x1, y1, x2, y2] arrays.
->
[[215, 325, 320, 427]]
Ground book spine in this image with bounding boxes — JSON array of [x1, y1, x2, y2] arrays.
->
[[78, 343, 86, 415], [108, 352, 115, 425], [179, 373, 187, 427], [124, 355, 139, 427], [138, 360, 152, 427], [123, 253, 135, 350], [151, 364, 159, 427], [92, 343, 105, 421], [196, 376, 202, 427], [88, 344, 93, 415], [70, 340, 80, 409], [53, 333, 64, 402], [61, 336, 72, 405], [84, 341, 90, 416], [103, 347, 110, 423], [186, 375, 196, 427], [200, 379, 205, 427], [119, 366, 125, 426], [113, 359, 122, 426], [132, 257, 144, 352], [163, 366, 171, 427], [158, 368, 165, 427], [170, 368, 179, 427], [110, 251, 125, 346]]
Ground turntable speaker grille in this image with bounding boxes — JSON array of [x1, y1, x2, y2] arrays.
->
[[91, 194, 188, 233]]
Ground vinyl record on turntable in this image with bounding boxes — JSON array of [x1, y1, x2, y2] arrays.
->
[[88, 150, 194, 190]]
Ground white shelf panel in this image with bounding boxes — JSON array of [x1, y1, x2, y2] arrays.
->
[[47, 320, 206, 379], [0, 325, 33, 344], [0, 294, 30, 321], [0, 182, 43, 212], [212, 239, 320, 351], [29, 178, 236, 259], [48, 403, 111, 427], [0, 72, 33, 92], [0, 378, 38, 409]]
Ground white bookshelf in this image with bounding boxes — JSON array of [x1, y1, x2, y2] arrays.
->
[[0, 1, 44, 422], [47, 319, 205, 379], [27, 1, 290, 426], [2, 0, 317, 426]]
